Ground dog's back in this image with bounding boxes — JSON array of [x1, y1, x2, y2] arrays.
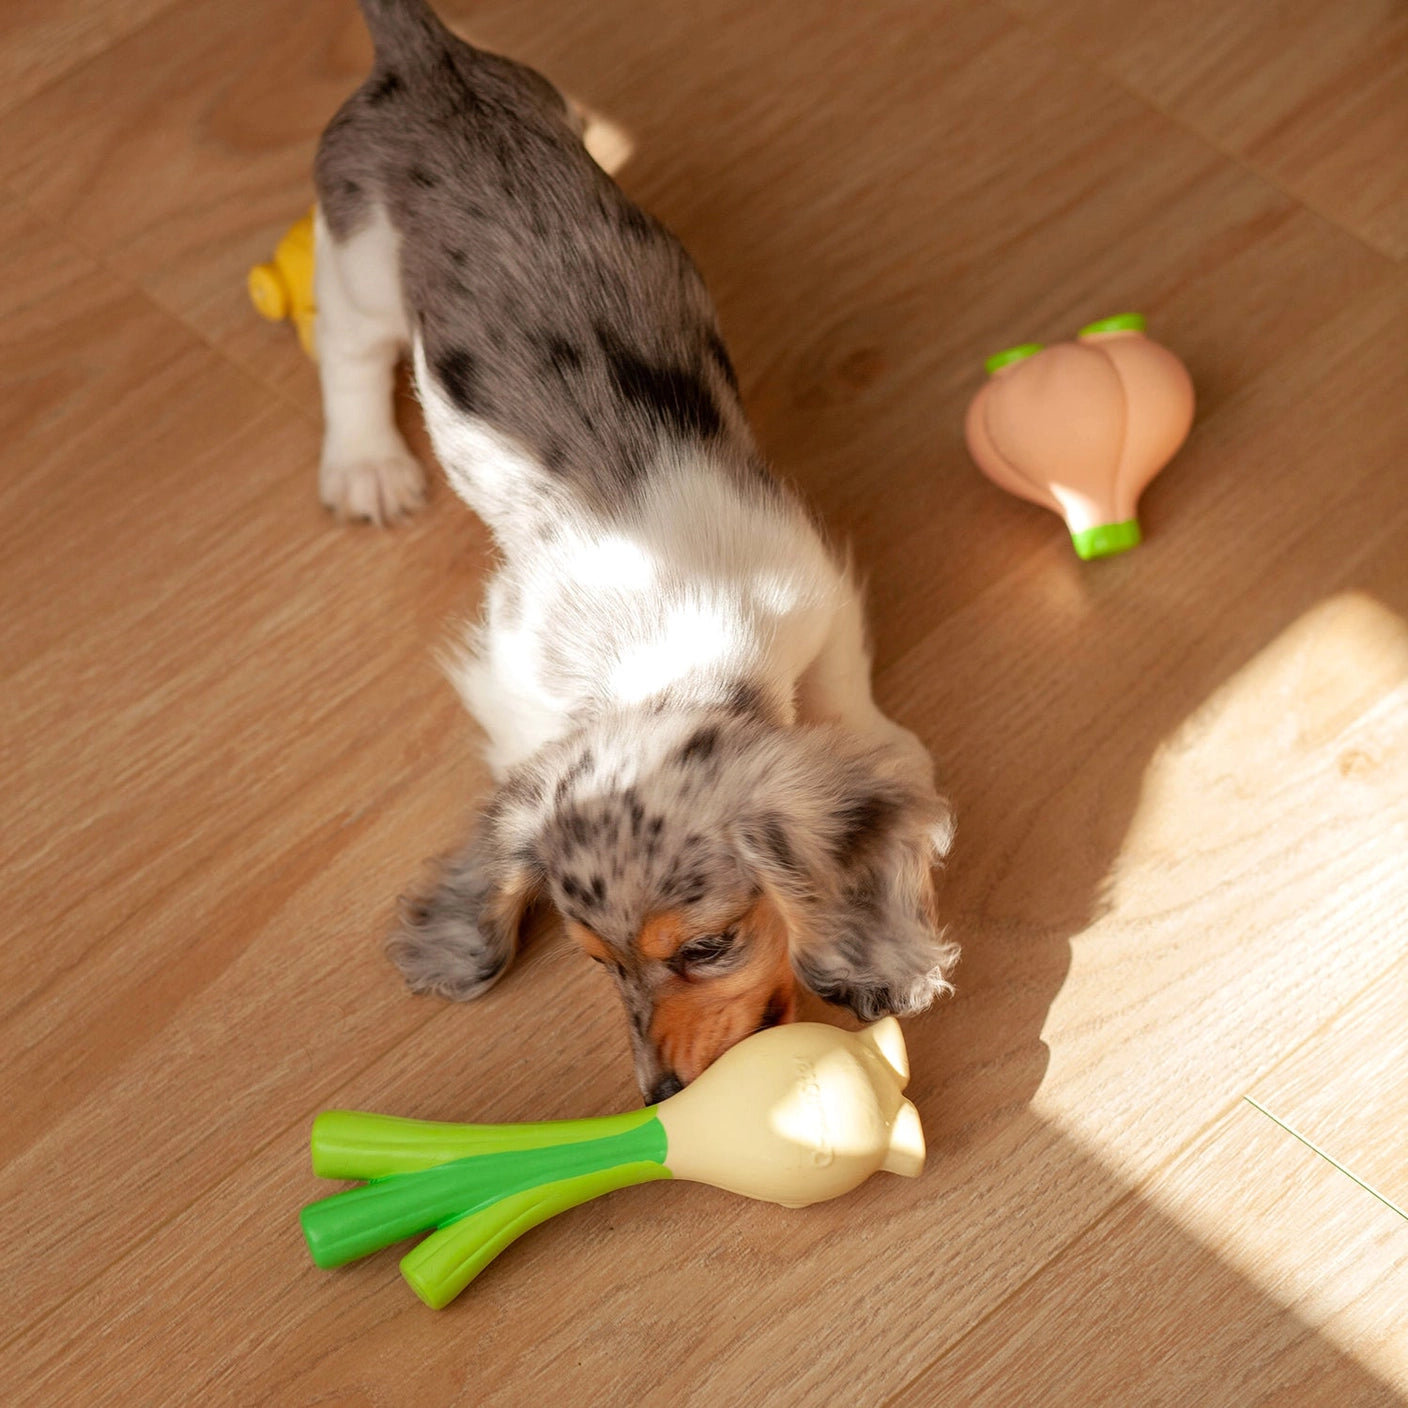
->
[[315, 0, 761, 530]]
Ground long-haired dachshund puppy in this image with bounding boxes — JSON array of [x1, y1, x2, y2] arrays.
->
[[314, 0, 958, 1101]]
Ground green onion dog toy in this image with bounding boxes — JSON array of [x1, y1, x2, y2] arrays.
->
[[301, 1019, 925, 1307]]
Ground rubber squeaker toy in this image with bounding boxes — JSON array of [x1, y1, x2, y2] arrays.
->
[[300, 1018, 925, 1307]]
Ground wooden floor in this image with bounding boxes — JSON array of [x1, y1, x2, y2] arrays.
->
[[2, 1, 1406, 1403]]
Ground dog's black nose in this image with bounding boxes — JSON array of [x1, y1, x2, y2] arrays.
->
[[648, 1072, 684, 1104]]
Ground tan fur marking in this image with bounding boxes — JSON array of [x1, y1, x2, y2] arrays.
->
[[650, 893, 797, 1082], [637, 908, 690, 961], [565, 920, 612, 963]]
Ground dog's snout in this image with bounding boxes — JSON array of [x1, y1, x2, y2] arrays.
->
[[647, 1071, 684, 1104]]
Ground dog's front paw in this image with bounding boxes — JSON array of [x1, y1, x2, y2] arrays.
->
[[320, 449, 427, 525], [797, 935, 960, 1023], [386, 873, 518, 1001], [386, 916, 507, 1002]]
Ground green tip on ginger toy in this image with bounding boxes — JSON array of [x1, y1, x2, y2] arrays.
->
[[248, 209, 317, 359], [300, 1019, 924, 1308]]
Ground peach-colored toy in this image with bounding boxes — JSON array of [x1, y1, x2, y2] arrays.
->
[[965, 314, 1194, 560]]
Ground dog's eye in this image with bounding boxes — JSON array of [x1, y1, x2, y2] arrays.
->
[[674, 929, 740, 973]]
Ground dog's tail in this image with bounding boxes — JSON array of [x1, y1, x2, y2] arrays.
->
[[358, 0, 456, 70]]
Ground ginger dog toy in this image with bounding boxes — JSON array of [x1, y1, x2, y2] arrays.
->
[[965, 313, 1194, 560], [300, 1019, 924, 1308], [247, 209, 317, 359]]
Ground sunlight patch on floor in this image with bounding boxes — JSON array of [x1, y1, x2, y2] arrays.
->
[[1031, 592, 1408, 1386]]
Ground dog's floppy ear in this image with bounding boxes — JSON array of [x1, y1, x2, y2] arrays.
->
[[735, 735, 958, 1022], [387, 776, 545, 1001]]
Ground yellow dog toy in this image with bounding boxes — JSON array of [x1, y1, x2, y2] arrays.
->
[[247, 209, 317, 359]]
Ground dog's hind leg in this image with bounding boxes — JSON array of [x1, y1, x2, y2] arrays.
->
[[312, 203, 427, 524]]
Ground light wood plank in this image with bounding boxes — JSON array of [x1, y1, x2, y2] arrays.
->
[[894, 1100, 1408, 1405], [0, 0, 367, 409], [1249, 957, 1408, 1219], [1003, 0, 1408, 259], [0, 0, 183, 118], [0, 201, 487, 1033]]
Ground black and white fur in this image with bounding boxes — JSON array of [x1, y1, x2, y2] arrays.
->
[[314, 0, 958, 1099]]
